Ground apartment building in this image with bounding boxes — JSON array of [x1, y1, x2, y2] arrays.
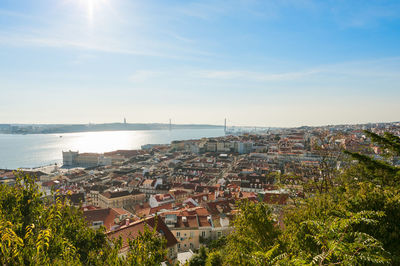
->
[[98, 190, 145, 209]]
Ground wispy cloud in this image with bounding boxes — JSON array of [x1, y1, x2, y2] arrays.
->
[[69, 53, 97, 65], [173, 0, 317, 21], [166, 32, 195, 43], [193, 69, 320, 81], [0, 8, 35, 19], [0, 2, 212, 61], [129, 71, 162, 82], [0, 30, 205, 60], [190, 57, 400, 83], [124, 56, 400, 93]]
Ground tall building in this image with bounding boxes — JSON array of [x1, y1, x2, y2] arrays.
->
[[62, 151, 78, 166]]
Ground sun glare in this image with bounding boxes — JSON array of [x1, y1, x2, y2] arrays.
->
[[87, 0, 94, 22], [75, 0, 108, 24]]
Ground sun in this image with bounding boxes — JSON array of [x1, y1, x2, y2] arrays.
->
[[76, 0, 108, 24], [62, 0, 111, 25], [85, 0, 94, 22]]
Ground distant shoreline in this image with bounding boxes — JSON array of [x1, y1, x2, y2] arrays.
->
[[0, 123, 224, 135]]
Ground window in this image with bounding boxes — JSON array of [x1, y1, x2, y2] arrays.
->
[[184, 233, 187, 237], [178, 243, 181, 249], [176, 232, 180, 237], [190, 232, 194, 237], [201, 231, 205, 237]]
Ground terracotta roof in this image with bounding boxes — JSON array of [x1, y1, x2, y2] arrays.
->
[[128, 179, 140, 186], [260, 192, 289, 205], [204, 199, 235, 216], [81, 205, 99, 211], [107, 216, 177, 251], [154, 193, 174, 202], [190, 192, 214, 203], [171, 190, 189, 196], [41, 180, 58, 187], [149, 203, 174, 214], [135, 203, 174, 217], [104, 150, 142, 158], [161, 207, 210, 217], [113, 208, 132, 216], [142, 179, 155, 186], [176, 215, 198, 228], [83, 208, 120, 230], [198, 215, 212, 227]]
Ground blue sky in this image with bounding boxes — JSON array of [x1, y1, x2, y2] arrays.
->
[[0, 0, 399, 127]]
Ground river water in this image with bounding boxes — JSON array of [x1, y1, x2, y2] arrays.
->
[[0, 129, 224, 169]]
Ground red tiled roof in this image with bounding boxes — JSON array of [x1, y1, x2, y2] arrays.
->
[[198, 215, 212, 227], [154, 193, 174, 202], [261, 192, 289, 205], [176, 215, 198, 228], [83, 208, 119, 230], [149, 203, 174, 214], [171, 190, 189, 196], [104, 150, 143, 158], [135, 203, 174, 217], [107, 216, 177, 251], [161, 207, 210, 217], [142, 179, 155, 186], [204, 199, 235, 215]]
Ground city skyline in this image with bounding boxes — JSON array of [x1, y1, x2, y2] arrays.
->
[[1, 0, 400, 127]]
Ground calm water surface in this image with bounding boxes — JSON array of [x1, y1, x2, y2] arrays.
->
[[0, 129, 224, 169]]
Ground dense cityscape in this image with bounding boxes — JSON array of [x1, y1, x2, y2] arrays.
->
[[2, 0, 400, 264], [2, 121, 399, 264]]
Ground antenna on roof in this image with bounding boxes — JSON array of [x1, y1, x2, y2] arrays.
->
[[224, 118, 227, 134]]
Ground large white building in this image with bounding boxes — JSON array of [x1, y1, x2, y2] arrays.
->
[[62, 151, 112, 167], [62, 150, 79, 166]]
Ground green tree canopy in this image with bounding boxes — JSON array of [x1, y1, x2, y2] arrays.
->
[[0, 172, 167, 265]]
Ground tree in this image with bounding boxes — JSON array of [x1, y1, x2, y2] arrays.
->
[[125, 221, 167, 265], [0, 172, 166, 265], [189, 245, 208, 266], [205, 250, 223, 266], [279, 130, 400, 265], [282, 199, 390, 265], [0, 172, 123, 265], [223, 200, 282, 265], [341, 131, 400, 264]]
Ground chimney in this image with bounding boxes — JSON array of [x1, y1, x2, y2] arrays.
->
[[125, 218, 130, 226]]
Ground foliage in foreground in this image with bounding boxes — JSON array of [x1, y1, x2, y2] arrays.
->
[[0, 173, 167, 265]]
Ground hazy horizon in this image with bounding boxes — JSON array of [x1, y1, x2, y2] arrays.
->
[[2, 119, 399, 130], [1, 0, 399, 127]]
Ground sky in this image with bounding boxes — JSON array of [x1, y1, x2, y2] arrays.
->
[[0, 0, 400, 127]]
